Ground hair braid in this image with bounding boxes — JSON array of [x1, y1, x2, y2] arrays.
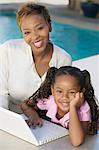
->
[[82, 70, 99, 134], [29, 67, 57, 103]]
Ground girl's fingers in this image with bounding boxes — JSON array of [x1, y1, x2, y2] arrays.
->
[[33, 118, 43, 127], [27, 99, 34, 106], [26, 118, 43, 127], [25, 120, 32, 127], [69, 92, 84, 108], [37, 119, 43, 127], [69, 94, 75, 102], [24, 99, 29, 103], [80, 92, 84, 103], [75, 92, 84, 107]]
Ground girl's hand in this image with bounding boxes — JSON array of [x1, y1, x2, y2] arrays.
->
[[69, 92, 84, 108], [25, 98, 35, 106], [20, 100, 43, 127], [28, 99, 34, 106], [26, 108, 43, 127]]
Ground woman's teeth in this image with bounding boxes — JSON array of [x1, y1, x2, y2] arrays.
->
[[34, 41, 42, 48]]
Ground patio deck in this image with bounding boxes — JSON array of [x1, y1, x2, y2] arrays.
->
[[0, 1, 99, 30]]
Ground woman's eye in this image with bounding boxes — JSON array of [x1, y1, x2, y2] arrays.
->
[[24, 31, 30, 35], [37, 26, 44, 30]]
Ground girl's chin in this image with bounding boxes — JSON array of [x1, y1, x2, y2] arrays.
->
[[62, 108, 69, 114]]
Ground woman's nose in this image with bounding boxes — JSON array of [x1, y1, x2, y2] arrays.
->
[[31, 30, 39, 40]]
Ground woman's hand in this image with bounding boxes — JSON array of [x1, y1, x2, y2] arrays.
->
[[69, 92, 84, 108]]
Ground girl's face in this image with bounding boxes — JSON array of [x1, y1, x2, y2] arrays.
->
[[51, 75, 81, 117], [21, 14, 51, 55]]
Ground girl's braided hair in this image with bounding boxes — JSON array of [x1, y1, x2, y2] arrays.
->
[[29, 66, 99, 134], [29, 67, 57, 102], [81, 70, 99, 134]]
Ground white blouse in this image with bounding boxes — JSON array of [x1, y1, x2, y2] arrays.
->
[[0, 39, 72, 110]]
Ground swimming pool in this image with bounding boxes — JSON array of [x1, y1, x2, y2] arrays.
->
[[0, 12, 99, 60]]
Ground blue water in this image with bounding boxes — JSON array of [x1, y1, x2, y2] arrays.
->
[[0, 12, 99, 60]]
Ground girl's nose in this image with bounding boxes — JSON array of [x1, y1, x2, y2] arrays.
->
[[62, 92, 69, 102], [63, 92, 68, 98]]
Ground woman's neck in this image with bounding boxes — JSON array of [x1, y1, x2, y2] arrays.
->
[[33, 42, 53, 63], [32, 42, 53, 77]]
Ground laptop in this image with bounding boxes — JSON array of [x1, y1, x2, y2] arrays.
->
[[0, 107, 69, 146]]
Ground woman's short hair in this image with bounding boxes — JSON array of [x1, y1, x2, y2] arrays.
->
[[17, 3, 51, 29]]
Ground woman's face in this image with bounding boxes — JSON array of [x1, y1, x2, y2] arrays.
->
[[51, 75, 81, 117], [21, 14, 51, 55]]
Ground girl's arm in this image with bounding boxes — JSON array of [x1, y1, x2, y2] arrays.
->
[[20, 100, 43, 127], [69, 105, 89, 146], [69, 92, 89, 146]]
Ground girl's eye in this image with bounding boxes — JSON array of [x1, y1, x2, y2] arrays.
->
[[69, 91, 76, 95], [56, 90, 62, 94]]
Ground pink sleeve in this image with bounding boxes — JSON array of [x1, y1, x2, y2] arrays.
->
[[79, 101, 91, 122], [37, 98, 49, 110]]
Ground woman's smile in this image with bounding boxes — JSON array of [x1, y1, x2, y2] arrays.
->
[[21, 15, 50, 54], [33, 40, 43, 48]]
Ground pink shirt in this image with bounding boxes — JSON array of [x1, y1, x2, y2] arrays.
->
[[37, 95, 91, 128]]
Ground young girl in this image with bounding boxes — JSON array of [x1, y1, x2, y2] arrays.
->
[[21, 66, 99, 146]]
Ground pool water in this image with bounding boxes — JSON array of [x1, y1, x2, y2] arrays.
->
[[0, 12, 99, 60]]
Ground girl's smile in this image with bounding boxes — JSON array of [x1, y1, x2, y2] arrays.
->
[[51, 75, 81, 117]]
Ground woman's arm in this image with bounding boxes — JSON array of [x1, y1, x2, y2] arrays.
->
[[0, 43, 9, 109], [0, 95, 9, 109]]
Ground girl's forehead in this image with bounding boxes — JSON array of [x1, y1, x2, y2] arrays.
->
[[55, 74, 77, 81], [54, 75, 81, 89], [55, 74, 80, 85]]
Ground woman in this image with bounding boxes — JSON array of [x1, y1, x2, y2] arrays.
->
[[0, 3, 72, 113]]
